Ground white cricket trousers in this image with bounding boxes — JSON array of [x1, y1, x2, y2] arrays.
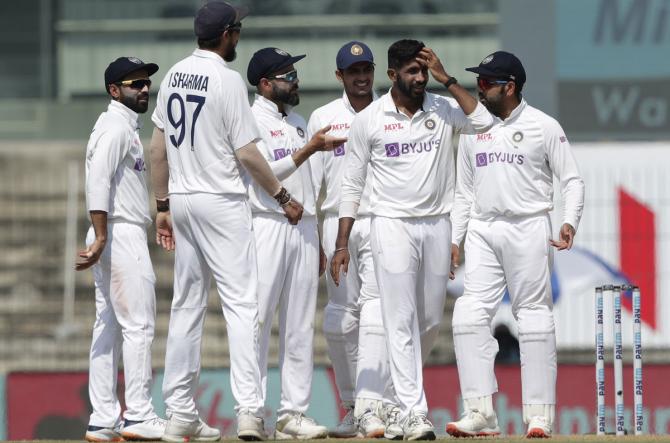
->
[[253, 214, 319, 416], [452, 214, 556, 405], [87, 222, 157, 427], [322, 214, 394, 410], [370, 215, 451, 418], [163, 194, 263, 422]]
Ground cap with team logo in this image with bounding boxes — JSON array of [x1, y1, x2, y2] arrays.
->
[[336, 41, 374, 70], [465, 51, 526, 86], [104, 56, 159, 93], [194, 1, 249, 40], [247, 47, 306, 86]]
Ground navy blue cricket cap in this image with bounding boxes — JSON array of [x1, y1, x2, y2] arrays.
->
[[104, 56, 159, 93], [465, 51, 526, 86], [194, 1, 249, 40], [247, 47, 306, 86], [336, 41, 374, 70]]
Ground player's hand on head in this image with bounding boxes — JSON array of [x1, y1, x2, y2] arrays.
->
[[155, 212, 175, 251], [450, 243, 460, 280], [416, 47, 449, 84], [550, 223, 575, 251], [330, 247, 350, 286], [311, 125, 348, 152], [75, 238, 106, 271], [282, 199, 303, 225]]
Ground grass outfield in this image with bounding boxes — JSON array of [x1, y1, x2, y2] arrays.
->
[[4, 438, 670, 443]]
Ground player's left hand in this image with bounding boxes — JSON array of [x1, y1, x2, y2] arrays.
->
[[450, 243, 460, 280], [319, 244, 327, 277], [75, 238, 106, 271], [156, 211, 175, 251], [416, 47, 450, 84], [550, 223, 575, 251]]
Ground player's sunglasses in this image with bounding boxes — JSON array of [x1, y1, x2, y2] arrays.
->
[[267, 70, 298, 83], [225, 21, 242, 32], [477, 77, 510, 91], [115, 78, 152, 90]]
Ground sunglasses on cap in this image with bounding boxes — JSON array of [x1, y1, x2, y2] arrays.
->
[[267, 70, 298, 83], [115, 78, 152, 89], [225, 21, 242, 32], [477, 77, 510, 91]]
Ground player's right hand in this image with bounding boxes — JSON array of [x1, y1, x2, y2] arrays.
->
[[75, 238, 106, 271], [156, 212, 175, 251], [310, 125, 348, 152], [282, 199, 303, 225], [330, 247, 350, 286], [450, 243, 460, 280]]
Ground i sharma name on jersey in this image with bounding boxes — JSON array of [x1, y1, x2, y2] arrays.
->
[[168, 72, 209, 92]]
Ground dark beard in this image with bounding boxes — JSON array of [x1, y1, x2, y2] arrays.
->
[[480, 90, 505, 118], [120, 94, 148, 114], [396, 77, 424, 101], [272, 83, 299, 106], [223, 47, 237, 62]]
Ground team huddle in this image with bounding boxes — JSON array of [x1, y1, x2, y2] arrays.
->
[[76, 1, 585, 441]]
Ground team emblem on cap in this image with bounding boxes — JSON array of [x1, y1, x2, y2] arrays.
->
[[513, 131, 523, 142], [128, 57, 143, 64], [482, 54, 494, 64], [296, 127, 305, 137], [351, 44, 363, 56], [424, 118, 436, 130], [274, 48, 289, 56]]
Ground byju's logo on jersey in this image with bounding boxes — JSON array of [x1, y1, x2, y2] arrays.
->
[[273, 148, 297, 160], [476, 151, 524, 167], [385, 143, 400, 157], [333, 144, 346, 156], [133, 158, 146, 171], [385, 140, 441, 157]]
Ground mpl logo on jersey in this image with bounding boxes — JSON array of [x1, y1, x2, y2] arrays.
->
[[270, 129, 285, 138], [384, 140, 441, 157], [384, 123, 404, 132]]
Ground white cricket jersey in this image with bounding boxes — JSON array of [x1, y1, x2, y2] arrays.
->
[[340, 90, 494, 219], [307, 92, 375, 216], [151, 48, 260, 196], [451, 99, 585, 245], [85, 100, 151, 226], [243, 94, 316, 216]]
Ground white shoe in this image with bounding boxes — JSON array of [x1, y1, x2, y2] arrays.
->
[[121, 417, 167, 440], [274, 412, 328, 440], [162, 417, 220, 442], [358, 409, 385, 438], [383, 405, 403, 440], [526, 416, 552, 438], [85, 426, 124, 442], [329, 408, 358, 438], [446, 409, 500, 438], [237, 410, 267, 441], [402, 411, 435, 441]]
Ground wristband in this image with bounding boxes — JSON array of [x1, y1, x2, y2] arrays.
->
[[273, 187, 292, 206], [443, 77, 458, 88], [156, 198, 170, 212]]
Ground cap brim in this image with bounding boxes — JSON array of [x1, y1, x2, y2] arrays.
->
[[125, 62, 159, 79], [274, 54, 306, 73], [234, 5, 249, 21]]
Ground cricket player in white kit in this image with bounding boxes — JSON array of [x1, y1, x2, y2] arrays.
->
[[149, 3, 303, 441], [309, 41, 402, 440], [244, 47, 346, 440], [331, 40, 494, 441], [77, 56, 166, 442], [446, 52, 585, 439]]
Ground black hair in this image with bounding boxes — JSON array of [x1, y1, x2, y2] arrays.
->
[[198, 35, 222, 50], [387, 39, 425, 70]]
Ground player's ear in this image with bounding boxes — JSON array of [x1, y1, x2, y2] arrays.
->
[[108, 84, 121, 99], [335, 69, 344, 84], [387, 68, 397, 82]]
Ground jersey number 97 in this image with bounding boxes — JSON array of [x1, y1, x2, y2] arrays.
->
[[167, 92, 206, 151]]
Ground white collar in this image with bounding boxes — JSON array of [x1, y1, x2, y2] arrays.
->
[[341, 90, 379, 114], [381, 88, 436, 115], [500, 99, 527, 125], [253, 93, 292, 119], [107, 100, 141, 129], [192, 48, 228, 68]]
